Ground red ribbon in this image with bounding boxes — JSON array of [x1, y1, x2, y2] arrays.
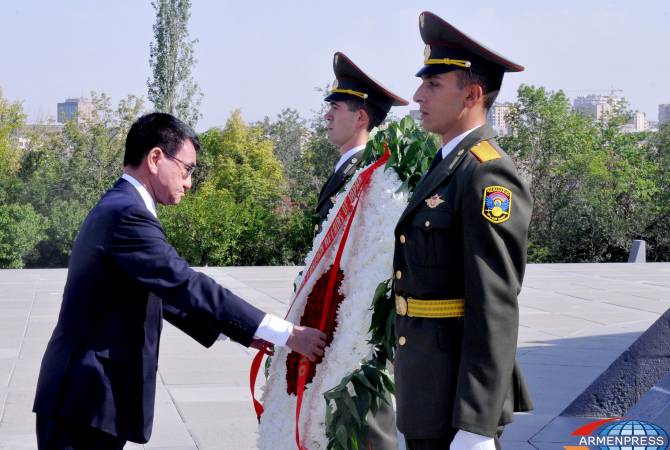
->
[[250, 148, 390, 449]]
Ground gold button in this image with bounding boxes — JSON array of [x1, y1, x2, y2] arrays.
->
[[425, 220, 430, 227], [399, 235, 406, 244], [395, 295, 408, 316], [398, 336, 407, 346], [395, 270, 402, 279]]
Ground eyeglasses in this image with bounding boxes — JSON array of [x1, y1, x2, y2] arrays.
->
[[162, 150, 196, 179]]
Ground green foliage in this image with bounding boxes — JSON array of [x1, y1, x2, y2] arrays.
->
[[162, 110, 312, 265], [499, 85, 665, 262], [18, 94, 144, 266], [0, 89, 27, 204], [0, 204, 47, 268], [148, 0, 202, 127], [363, 116, 439, 193], [288, 99, 340, 204], [199, 110, 284, 203], [0, 83, 668, 267]]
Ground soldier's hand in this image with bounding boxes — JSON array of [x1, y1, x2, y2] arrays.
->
[[449, 430, 496, 450], [286, 325, 327, 362]]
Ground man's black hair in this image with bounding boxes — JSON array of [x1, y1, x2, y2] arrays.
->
[[343, 99, 387, 132], [124, 112, 200, 167], [454, 70, 501, 111]]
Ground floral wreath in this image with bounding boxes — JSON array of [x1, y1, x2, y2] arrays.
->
[[252, 117, 438, 450]]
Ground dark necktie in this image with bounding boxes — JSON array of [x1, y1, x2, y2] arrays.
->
[[426, 149, 444, 175]]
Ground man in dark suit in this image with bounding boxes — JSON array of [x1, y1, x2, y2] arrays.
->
[[392, 12, 534, 450], [318, 52, 408, 450], [33, 113, 327, 449], [315, 52, 408, 236]]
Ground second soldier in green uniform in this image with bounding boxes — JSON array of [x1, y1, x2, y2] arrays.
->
[[318, 52, 408, 449]]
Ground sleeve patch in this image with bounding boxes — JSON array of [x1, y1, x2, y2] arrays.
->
[[470, 141, 501, 163], [482, 186, 512, 224]]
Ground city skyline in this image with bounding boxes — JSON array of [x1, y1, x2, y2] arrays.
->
[[1, 1, 669, 131]]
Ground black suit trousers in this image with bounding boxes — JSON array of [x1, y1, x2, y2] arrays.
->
[[36, 414, 126, 450]]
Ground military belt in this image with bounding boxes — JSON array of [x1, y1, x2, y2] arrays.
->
[[395, 295, 464, 318]]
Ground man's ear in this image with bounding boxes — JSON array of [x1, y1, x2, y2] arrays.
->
[[146, 147, 162, 175], [357, 108, 371, 130], [464, 83, 484, 109]]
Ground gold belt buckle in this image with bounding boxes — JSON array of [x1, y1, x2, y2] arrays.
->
[[395, 295, 408, 316]]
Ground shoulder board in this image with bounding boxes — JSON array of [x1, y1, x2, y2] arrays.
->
[[469, 141, 501, 163]]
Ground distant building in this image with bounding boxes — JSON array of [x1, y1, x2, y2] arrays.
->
[[487, 102, 512, 136], [573, 94, 623, 120], [57, 98, 94, 123], [646, 120, 659, 132], [659, 104, 670, 125], [622, 111, 648, 133]]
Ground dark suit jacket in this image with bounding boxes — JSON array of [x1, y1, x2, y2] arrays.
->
[[33, 178, 265, 443], [393, 125, 533, 439]]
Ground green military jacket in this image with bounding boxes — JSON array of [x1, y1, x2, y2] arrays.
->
[[314, 149, 365, 235], [393, 125, 534, 439]]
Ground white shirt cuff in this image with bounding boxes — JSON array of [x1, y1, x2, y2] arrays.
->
[[450, 430, 495, 450], [253, 314, 293, 346]]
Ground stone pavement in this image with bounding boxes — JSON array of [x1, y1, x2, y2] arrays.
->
[[0, 263, 669, 449]]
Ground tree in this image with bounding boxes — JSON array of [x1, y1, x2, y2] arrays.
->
[[500, 85, 662, 262], [257, 108, 309, 169], [0, 204, 47, 269], [642, 122, 670, 260], [147, 0, 202, 127], [0, 89, 27, 204], [161, 110, 290, 265], [18, 93, 144, 266]]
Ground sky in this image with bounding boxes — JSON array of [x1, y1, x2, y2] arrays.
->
[[1, 0, 669, 131]]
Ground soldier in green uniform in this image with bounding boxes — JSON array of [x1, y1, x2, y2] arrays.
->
[[318, 52, 408, 449], [392, 12, 534, 450], [315, 52, 408, 236]]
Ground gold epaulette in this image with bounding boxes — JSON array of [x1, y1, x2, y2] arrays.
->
[[470, 141, 501, 163]]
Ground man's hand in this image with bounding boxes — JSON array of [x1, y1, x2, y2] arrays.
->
[[450, 430, 495, 450], [249, 339, 274, 355], [286, 325, 327, 362]]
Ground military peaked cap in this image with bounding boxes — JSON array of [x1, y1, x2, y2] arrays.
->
[[417, 11, 524, 87], [325, 52, 409, 114]]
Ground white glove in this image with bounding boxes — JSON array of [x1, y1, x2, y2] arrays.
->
[[450, 430, 496, 450]]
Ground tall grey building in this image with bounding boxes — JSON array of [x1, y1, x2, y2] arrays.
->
[[659, 104, 670, 125], [57, 98, 94, 123]]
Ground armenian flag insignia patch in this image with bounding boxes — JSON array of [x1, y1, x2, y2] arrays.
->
[[482, 186, 512, 224]]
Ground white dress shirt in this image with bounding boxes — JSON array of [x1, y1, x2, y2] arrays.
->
[[121, 173, 293, 347], [334, 144, 366, 173], [439, 124, 485, 160]]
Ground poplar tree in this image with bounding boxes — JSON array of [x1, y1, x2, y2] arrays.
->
[[147, 0, 202, 127]]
